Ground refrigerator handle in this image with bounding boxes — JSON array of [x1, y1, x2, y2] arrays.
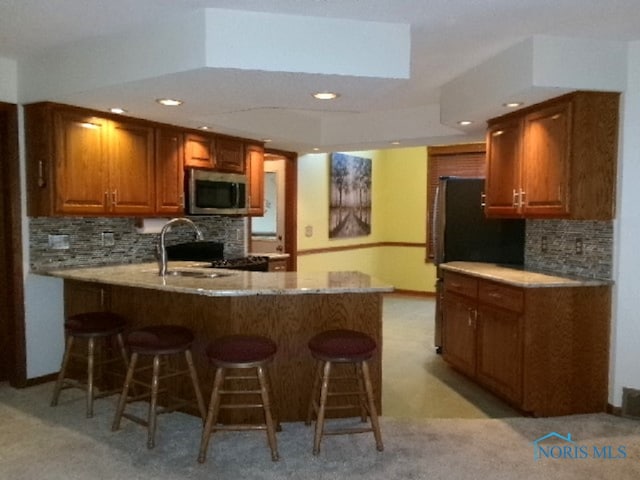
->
[[480, 191, 486, 208], [433, 183, 445, 265]]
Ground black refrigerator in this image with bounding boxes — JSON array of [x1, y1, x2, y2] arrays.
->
[[433, 177, 525, 352]]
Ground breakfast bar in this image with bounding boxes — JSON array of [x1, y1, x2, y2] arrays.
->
[[45, 263, 394, 422]]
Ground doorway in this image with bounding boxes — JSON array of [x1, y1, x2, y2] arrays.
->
[[250, 149, 297, 270], [0, 102, 26, 386], [251, 157, 285, 254]]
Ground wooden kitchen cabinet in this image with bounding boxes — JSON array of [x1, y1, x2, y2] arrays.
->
[[442, 269, 610, 416], [108, 119, 155, 214], [485, 91, 619, 220], [25, 103, 155, 216], [184, 132, 215, 169], [215, 136, 245, 173], [245, 143, 265, 216], [442, 289, 477, 377], [155, 127, 185, 214], [267, 258, 287, 272]]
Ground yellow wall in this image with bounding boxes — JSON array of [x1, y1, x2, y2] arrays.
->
[[296, 148, 437, 293]]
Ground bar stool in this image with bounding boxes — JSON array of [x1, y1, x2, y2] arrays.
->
[[50, 311, 129, 418], [111, 325, 206, 449], [305, 328, 383, 455], [198, 335, 279, 464]]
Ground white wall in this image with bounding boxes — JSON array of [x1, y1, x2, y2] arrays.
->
[[0, 56, 17, 102], [610, 41, 640, 406]]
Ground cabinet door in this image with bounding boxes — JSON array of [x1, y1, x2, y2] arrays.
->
[[53, 110, 109, 214], [109, 120, 155, 214], [485, 117, 522, 217], [442, 291, 477, 377], [521, 101, 571, 217], [476, 303, 522, 404], [185, 133, 215, 169], [155, 127, 185, 214], [246, 143, 264, 216], [215, 137, 245, 173]]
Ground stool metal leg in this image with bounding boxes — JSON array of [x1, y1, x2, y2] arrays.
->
[[257, 365, 279, 461], [86, 337, 96, 418], [356, 363, 368, 422], [184, 350, 206, 421], [112, 352, 138, 431], [362, 361, 384, 452], [198, 367, 225, 463], [147, 355, 161, 449], [51, 335, 74, 407], [305, 361, 323, 426], [313, 360, 332, 455]]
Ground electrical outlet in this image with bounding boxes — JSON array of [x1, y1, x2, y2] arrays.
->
[[48, 234, 70, 250], [541, 236, 548, 253], [305, 225, 313, 237], [102, 232, 115, 247], [575, 238, 583, 255]]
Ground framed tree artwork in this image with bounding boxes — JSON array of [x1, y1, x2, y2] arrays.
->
[[329, 152, 372, 238]]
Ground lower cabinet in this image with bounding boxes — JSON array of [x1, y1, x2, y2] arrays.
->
[[442, 270, 610, 416]]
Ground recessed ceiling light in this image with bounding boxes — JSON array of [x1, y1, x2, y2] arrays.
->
[[263, 139, 272, 143], [390, 141, 401, 145], [312, 147, 320, 151], [503, 102, 523, 108], [312, 92, 340, 100], [198, 126, 210, 130], [457, 120, 473, 126], [109, 107, 127, 114], [156, 98, 183, 107]]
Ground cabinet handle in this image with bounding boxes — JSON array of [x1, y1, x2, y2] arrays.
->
[[520, 189, 526, 207], [487, 291, 502, 299], [104, 190, 109, 205], [37, 160, 46, 187], [450, 282, 462, 288], [480, 192, 486, 207], [468, 308, 473, 327], [512, 189, 519, 207], [112, 189, 118, 206]]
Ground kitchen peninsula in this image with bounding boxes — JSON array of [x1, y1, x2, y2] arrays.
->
[[45, 263, 394, 421]]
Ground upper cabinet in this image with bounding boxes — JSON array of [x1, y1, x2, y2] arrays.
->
[[485, 91, 619, 220], [184, 132, 215, 169], [155, 127, 185, 215], [215, 136, 245, 173], [25, 102, 266, 217], [245, 143, 265, 216], [26, 103, 155, 216]]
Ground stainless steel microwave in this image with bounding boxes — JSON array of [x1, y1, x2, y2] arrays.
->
[[186, 168, 248, 215]]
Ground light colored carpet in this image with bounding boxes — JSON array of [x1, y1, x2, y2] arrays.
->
[[1, 383, 639, 479]]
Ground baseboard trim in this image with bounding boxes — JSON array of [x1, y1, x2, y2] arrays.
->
[[23, 373, 57, 387], [386, 290, 435, 298]]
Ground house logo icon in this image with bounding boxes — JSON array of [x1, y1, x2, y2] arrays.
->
[[532, 432, 575, 461]]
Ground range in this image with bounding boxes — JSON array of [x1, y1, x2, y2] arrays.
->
[[165, 241, 269, 272]]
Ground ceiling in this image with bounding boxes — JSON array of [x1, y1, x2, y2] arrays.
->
[[1, 0, 640, 153]]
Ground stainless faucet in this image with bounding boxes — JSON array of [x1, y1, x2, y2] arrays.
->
[[157, 218, 204, 276]]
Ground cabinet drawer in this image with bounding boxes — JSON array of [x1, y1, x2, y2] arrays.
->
[[444, 272, 478, 298], [478, 280, 523, 312]]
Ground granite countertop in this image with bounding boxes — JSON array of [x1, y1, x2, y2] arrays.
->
[[40, 262, 394, 297], [440, 261, 612, 288]]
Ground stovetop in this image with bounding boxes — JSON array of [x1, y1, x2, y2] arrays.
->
[[164, 241, 269, 271]]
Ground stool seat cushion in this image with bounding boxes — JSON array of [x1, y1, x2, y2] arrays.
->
[[308, 329, 376, 361], [65, 312, 127, 337], [206, 335, 277, 365], [126, 325, 195, 355]]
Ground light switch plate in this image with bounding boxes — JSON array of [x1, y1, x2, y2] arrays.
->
[[48, 234, 70, 250], [102, 232, 115, 247]]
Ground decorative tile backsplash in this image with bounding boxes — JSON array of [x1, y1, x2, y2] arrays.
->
[[524, 219, 613, 280], [29, 216, 246, 271]]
